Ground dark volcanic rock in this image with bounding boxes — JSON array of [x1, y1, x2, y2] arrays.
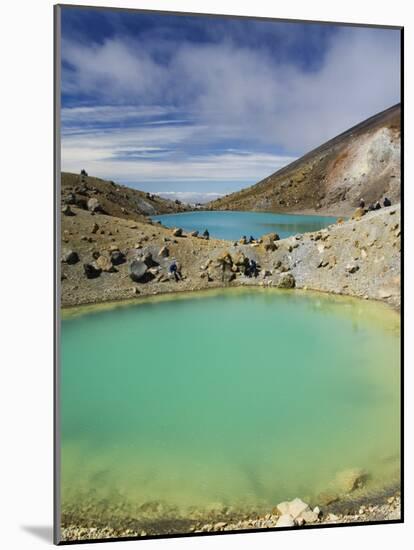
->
[[61, 249, 79, 265], [83, 263, 102, 279], [129, 260, 154, 283], [110, 250, 126, 266], [62, 205, 75, 216]]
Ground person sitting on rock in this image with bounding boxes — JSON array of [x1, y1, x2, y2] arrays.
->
[[203, 229, 210, 240], [359, 198, 365, 209], [383, 197, 392, 207], [168, 260, 181, 282], [375, 201, 381, 210], [247, 258, 258, 278], [248, 235, 255, 243]]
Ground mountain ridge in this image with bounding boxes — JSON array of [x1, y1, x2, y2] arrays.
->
[[207, 104, 401, 216]]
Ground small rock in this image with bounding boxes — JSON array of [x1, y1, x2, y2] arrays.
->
[[87, 197, 103, 213], [83, 263, 101, 279], [62, 205, 75, 216], [61, 249, 79, 265], [172, 228, 183, 237], [158, 246, 169, 258], [95, 255, 115, 272], [91, 223, 99, 234], [276, 514, 295, 527], [352, 207, 366, 220], [111, 250, 126, 265], [300, 510, 318, 523], [346, 262, 359, 274]]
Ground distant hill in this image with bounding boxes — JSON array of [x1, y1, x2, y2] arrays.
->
[[61, 172, 189, 221], [207, 104, 401, 216]]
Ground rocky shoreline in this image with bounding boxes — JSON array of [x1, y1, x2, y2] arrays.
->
[[61, 198, 400, 311], [61, 489, 401, 542]]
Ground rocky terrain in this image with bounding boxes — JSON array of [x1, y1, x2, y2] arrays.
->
[[207, 104, 401, 216], [61, 171, 190, 221], [61, 199, 401, 310]]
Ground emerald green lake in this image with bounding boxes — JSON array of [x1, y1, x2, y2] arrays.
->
[[152, 211, 337, 240], [60, 289, 400, 519]]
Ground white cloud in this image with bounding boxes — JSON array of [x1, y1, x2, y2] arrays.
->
[[61, 25, 400, 188], [156, 191, 225, 204]]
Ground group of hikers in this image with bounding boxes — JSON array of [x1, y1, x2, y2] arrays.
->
[[240, 235, 257, 244], [359, 197, 392, 211]]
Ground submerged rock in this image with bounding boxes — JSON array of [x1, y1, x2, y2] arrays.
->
[[335, 468, 367, 493]]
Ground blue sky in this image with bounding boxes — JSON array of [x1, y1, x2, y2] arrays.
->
[[60, 7, 400, 203]]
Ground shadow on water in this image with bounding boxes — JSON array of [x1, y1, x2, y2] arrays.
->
[[21, 525, 53, 542]]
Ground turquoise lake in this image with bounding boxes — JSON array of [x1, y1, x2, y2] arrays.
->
[[60, 288, 400, 518], [152, 211, 338, 240]]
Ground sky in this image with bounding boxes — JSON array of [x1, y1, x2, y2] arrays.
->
[[60, 7, 401, 203]]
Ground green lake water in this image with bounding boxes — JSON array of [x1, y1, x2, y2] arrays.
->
[[152, 211, 337, 241], [60, 289, 400, 519]]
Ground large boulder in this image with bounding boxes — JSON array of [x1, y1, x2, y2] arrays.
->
[[276, 273, 295, 288], [129, 260, 154, 283]]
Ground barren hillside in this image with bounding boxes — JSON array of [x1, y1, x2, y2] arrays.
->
[[207, 104, 401, 216], [61, 172, 189, 221]]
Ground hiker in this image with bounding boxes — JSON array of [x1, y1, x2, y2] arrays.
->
[[359, 198, 365, 209], [203, 229, 210, 240], [240, 235, 247, 245], [247, 258, 258, 278], [168, 260, 181, 282], [375, 201, 381, 210], [248, 235, 255, 244], [383, 197, 392, 207]]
